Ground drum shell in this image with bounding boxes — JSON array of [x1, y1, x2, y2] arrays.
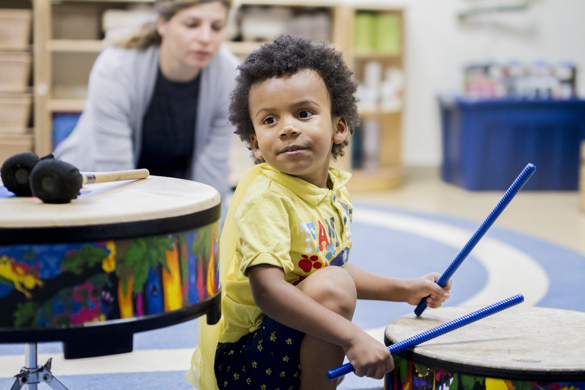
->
[[0, 221, 219, 333], [0, 176, 222, 358]]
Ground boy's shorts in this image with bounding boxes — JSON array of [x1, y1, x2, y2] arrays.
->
[[215, 316, 305, 390]]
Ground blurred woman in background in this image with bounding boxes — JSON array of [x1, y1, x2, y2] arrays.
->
[[54, 0, 238, 200]]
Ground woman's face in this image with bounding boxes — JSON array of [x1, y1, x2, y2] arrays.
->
[[157, 1, 228, 72]]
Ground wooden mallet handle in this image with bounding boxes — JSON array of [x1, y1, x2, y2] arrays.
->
[[30, 159, 149, 203], [82, 169, 150, 184]]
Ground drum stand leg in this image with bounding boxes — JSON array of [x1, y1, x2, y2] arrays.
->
[[9, 343, 69, 390]]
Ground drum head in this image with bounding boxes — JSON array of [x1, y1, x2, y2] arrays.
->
[[0, 176, 221, 244], [385, 306, 585, 381]]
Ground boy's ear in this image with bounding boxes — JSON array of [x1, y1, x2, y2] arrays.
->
[[332, 116, 349, 145], [250, 135, 263, 160]]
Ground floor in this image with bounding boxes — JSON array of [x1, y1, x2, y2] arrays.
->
[[352, 167, 585, 258], [1, 167, 584, 390]]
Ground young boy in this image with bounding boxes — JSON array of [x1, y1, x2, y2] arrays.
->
[[187, 35, 451, 390]]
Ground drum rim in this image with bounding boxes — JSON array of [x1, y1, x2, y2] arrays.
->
[[385, 336, 585, 382], [0, 291, 221, 359], [0, 202, 221, 245]]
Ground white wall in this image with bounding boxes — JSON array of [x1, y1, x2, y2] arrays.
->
[[343, 0, 585, 166]]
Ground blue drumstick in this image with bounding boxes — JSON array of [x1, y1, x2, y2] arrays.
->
[[414, 163, 535, 317], [327, 294, 524, 380]]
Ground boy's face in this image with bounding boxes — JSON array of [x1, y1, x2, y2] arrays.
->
[[248, 69, 348, 188]]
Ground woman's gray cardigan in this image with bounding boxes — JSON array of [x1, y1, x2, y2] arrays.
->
[[53, 44, 239, 201]]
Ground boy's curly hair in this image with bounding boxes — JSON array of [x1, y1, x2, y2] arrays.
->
[[229, 34, 359, 162]]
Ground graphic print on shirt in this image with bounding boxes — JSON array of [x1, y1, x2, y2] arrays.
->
[[297, 195, 352, 271]]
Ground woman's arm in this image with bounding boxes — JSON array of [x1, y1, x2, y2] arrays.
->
[[345, 263, 451, 308]]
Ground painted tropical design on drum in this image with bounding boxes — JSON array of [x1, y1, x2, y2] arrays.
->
[[387, 356, 585, 390], [0, 222, 220, 329]]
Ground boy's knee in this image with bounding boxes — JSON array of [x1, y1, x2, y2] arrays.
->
[[297, 267, 357, 319]]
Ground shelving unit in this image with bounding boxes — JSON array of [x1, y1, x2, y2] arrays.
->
[[0, 3, 34, 166], [29, 0, 405, 191]]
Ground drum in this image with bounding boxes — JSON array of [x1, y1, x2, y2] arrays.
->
[[0, 176, 221, 359], [384, 306, 585, 390]]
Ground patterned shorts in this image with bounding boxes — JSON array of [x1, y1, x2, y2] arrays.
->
[[215, 316, 305, 390]]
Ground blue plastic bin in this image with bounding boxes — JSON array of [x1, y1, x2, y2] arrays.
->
[[440, 97, 585, 191], [52, 113, 81, 150]]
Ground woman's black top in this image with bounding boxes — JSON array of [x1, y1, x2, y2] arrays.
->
[[138, 67, 200, 179]]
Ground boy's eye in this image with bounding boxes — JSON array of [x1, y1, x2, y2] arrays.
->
[[299, 110, 313, 119], [212, 23, 224, 32], [263, 117, 276, 125]]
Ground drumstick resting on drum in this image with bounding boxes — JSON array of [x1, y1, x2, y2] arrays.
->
[[0, 152, 54, 196], [29, 159, 150, 204], [414, 163, 536, 317], [327, 294, 524, 380]]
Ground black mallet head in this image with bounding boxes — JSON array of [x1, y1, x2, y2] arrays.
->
[[30, 159, 83, 204], [1, 152, 40, 197]]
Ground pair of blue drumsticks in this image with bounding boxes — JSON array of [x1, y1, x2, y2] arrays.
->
[[328, 163, 536, 380]]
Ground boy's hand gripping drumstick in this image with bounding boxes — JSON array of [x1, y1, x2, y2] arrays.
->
[[414, 163, 535, 317], [327, 294, 524, 380]]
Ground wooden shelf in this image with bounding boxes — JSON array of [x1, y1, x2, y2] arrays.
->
[[0, 44, 32, 51], [353, 51, 402, 60], [31, 0, 405, 191], [48, 99, 86, 112], [53, 0, 153, 2], [359, 108, 402, 117], [225, 41, 263, 56], [48, 39, 107, 53], [240, 0, 340, 6], [345, 166, 403, 192]]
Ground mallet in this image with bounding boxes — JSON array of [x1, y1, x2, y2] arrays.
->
[[414, 163, 536, 317], [327, 294, 524, 380], [29, 159, 149, 204], [0, 152, 54, 196]]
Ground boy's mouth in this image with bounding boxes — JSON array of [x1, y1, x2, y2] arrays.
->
[[280, 145, 307, 156]]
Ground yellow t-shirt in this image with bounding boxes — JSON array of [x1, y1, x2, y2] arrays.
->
[[218, 163, 353, 343]]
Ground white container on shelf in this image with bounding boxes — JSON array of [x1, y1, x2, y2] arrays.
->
[[361, 118, 379, 172], [240, 6, 293, 42]]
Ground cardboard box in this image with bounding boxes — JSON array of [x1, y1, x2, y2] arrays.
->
[[0, 94, 32, 132], [0, 9, 32, 50], [0, 52, 32, 92], [0, 134, 33, 167]]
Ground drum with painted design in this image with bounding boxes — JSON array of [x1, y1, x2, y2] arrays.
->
[[0, 176, 221, 359], [384, 306, 585, 390]]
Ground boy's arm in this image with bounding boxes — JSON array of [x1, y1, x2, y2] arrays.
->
[[344, 263, 451, 308], [247, 264, 393, 378]]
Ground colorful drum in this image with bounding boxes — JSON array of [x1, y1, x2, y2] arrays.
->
[[0, 177, 221, 359], [385, 306, 585, 390]]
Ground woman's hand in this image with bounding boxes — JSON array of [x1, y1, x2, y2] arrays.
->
[[343, 329, 394, 379], [406, 272, 451, 308]]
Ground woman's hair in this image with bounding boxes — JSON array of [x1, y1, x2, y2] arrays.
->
[[116, 0, 232, 50], [229, 34, 359, 163]]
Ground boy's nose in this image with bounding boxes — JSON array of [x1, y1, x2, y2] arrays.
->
[[279, 124, 299, 138]]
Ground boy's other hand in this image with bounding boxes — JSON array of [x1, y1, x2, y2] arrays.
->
[[344, 330, 394, 379], [406, 273, 451, 308]]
